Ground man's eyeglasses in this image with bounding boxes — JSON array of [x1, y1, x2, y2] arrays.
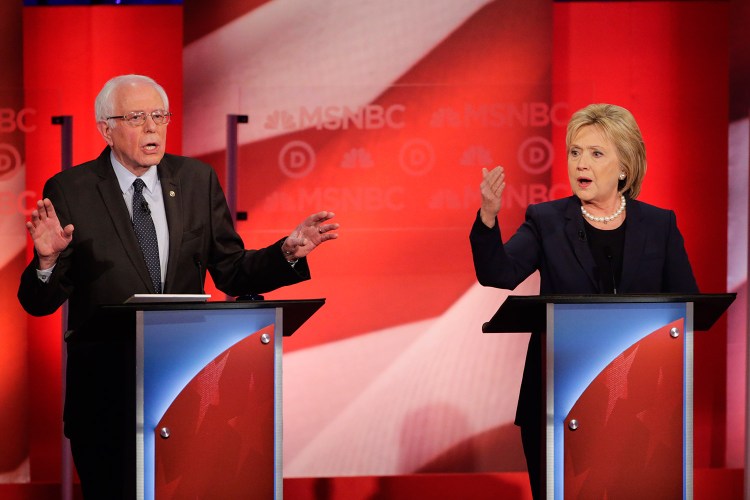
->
[[105, 110, 172, 127]]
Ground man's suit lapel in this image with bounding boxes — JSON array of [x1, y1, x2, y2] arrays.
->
[[563, 197, 599, 291], [158, 156, 183, 294], [93, 148, 156, 293], [620, 199, 646, 292]]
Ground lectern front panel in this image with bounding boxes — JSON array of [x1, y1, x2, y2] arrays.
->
[[136, 308, 278, 499], [547, 302, 691, 499]]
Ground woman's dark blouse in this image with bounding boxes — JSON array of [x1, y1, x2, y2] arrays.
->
[[584, 219, 626, 294]]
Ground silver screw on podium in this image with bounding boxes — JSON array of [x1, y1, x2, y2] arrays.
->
[[260, 333, 271, 344], [568, 419, 579, 431], [670, 327, 680, 338], [160, 427, 171, 439]]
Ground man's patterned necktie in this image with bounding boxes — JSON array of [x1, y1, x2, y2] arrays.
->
[[132, 178, 162, 293]]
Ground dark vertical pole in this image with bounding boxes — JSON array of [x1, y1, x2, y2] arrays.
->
[[51, 115, 73, 500], [52, 115, 73, 171], [225, 114, 248, 223]]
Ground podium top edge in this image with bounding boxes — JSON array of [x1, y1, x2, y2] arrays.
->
[[483, 293, 736, 334], [100, 298, 326, 312], [68, 299, 327, 341], [499, 293, 735, 304]]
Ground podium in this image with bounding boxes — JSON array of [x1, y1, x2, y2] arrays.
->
[[482, 294, 735, 499], [68, 299, 324, 500]]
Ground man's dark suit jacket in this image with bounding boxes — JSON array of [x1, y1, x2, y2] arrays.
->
[[469, 195, 699, 426], [18, 147, 310, 437]]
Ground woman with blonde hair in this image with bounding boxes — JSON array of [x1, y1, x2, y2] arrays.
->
[[470, 103, 698, 498]]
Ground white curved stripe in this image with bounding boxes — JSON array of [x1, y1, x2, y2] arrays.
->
[[726, 118, 748, 468], [0, 164, 27, 269], [728, 118, 747, 290], [283, 274, 540, 476], [183, 0, 494, 156]]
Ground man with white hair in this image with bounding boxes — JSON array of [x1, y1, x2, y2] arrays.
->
[[19, 74, 339, 497]]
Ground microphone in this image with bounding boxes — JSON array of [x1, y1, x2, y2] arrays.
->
[[193, 254, 205, 294], [578, 229, 586, 241], [140, 199, 150, 215], [603, 246, 617, 294]]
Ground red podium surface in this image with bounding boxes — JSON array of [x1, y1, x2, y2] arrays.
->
[[482, 293, 735, 499]]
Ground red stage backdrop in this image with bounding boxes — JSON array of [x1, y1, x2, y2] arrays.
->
[[183, 0, 552, 476], [0, 1, 741, 498], [180, 0, 732, 479]]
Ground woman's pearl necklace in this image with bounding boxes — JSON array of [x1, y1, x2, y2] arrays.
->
[[581, 194, 626, 224]]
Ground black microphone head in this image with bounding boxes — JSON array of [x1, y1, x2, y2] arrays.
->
[[578, 229, 586, 241], [140, 200, 150, 214]]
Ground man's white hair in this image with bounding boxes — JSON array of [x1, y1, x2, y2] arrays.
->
[[94, 74, 169, 123]]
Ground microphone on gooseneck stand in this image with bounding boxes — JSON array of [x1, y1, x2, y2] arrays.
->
[[604, 246, 617, 294], [193, 254, 205, 295]]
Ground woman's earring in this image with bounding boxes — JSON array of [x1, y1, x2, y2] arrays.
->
[[618, 172, 626, 180]]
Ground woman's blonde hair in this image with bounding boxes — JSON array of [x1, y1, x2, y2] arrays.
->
[[566, 103, 646, 199]]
